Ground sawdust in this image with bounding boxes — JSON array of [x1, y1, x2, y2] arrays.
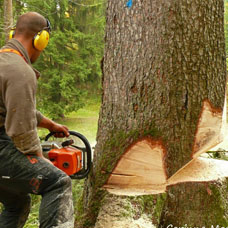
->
[[94, 194, 156, 228], [95, 216, 156, 228]]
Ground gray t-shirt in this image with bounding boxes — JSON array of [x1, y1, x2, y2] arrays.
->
[[0, 39, 44, 154]]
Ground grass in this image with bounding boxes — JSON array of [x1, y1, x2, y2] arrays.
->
[[68, 97, 100, 119]]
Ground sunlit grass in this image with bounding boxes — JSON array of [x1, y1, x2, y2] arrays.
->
[[68, 98, 101, 119]]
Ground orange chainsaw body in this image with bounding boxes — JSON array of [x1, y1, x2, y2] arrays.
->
[[48, 147, 82, 176]]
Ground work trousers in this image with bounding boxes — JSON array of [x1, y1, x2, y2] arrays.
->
[[0, 128, 74, 228]]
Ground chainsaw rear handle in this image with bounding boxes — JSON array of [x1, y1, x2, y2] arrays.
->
[[45, 130, 92, 179]]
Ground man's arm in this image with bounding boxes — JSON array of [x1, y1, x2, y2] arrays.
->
[[38, 116, 70, 137]]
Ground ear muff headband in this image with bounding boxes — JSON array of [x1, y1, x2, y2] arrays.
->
[[33, 29, 50, 51]]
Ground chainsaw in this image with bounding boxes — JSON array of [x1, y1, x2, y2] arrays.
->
[[41, 130, 92, 179]]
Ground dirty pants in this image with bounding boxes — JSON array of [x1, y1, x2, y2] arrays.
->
[[0, 128, 74, 228]]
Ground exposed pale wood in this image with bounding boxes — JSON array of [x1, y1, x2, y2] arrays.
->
[[193, 100, 223, 158], [168, 157, 228, 186], [207, 96, 227, 152], [105, 157, 228, 196], [104, 139, 167, 195]]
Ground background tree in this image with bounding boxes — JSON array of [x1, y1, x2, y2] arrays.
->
[[75, 0, 228, 227], [0, 1, 3, 46], [3, 0, 13, 43]]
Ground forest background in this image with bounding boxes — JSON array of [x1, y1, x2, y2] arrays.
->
[[1, 0, 228, 227]]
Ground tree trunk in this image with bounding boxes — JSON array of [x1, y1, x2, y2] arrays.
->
[[75, 0, 228, 227], [3, 0, 13, 43]]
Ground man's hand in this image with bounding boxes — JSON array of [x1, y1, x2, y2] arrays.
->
[[38, 116, 70, 137], [50, 123, 70, 138]]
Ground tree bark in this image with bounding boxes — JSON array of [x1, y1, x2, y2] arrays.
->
[[3, 0, 13, 43], [75, 0, 227, 227], [159, 179, 228, 227]]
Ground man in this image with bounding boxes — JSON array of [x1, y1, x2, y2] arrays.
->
[[0, 12, 74, 228]]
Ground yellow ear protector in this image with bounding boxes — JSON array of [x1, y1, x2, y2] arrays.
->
[[9, 27, 16, 40], [33, 19, 51, 51], [9, 19, 51, 51], [33, 29, 50, 51]]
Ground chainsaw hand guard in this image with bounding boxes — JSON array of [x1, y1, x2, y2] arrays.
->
[[43, 131, 92, 179]]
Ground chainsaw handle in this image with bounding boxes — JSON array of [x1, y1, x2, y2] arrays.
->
[[61, 139, 74, 147], [45, 130, 92, 179], [45, 131, 68, 141]]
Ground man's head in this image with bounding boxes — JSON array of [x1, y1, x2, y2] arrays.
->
[[13, 12, 51, 63]]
